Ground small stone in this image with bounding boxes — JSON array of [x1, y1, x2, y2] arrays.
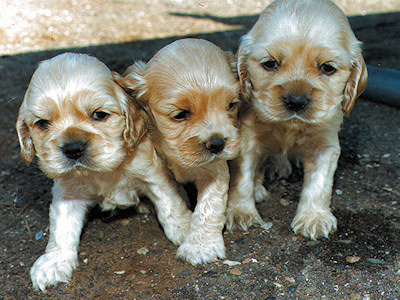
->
[[137, 247, 149, 255], [242, 258, 258, 264], [279, 198, 290, 206], [261, 222, 273, 230], [335, 189, 343, 195], [366, 258, 386, 264], [350, 293, 362, 300], [306, 241, 320, 247], [83, 258, 89, 264], [114, 270, 125, 275], [136, 281, 148, 284], [292, 236, 302, 242], [285, 277, 296, 283], [337, 239, 353, 244], [203, 270, 218, 277], [35, 231, 43, 240], [346, 256, 361, 263], [229, 267, 242, 275], [140, 270, 147, 274], [121, 219, 130, 226], [223, 260, 241, 267]]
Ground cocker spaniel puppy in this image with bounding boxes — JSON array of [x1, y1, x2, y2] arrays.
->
[[16, 53, 191, 291], [226, 0, 368, 240], [115, 38, 241, 264]]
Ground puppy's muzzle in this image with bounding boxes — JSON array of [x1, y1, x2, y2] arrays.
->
[[283, 95, 310, 112], [62, 141, 87, 160], [204, 137, 226, 154]]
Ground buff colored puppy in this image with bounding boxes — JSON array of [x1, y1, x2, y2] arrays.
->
[[226, 0, 367, 239], [115, 39, 241, 264], [16, 53, 191, 291]]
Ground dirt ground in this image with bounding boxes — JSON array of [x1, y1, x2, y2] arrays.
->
[[1, 0, 400, 299]]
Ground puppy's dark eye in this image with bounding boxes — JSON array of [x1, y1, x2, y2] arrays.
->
[[228, 101, 240, 111], [35, 119, 50, 130], [261, 59, 279, 71], [320, 63, 337, 75], [172, 110, 190, 121], [92, 111, 110, 121]]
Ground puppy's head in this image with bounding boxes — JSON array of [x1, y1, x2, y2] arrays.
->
[[16, 53, 146, 178], [115, 38, 240, 168], [238, 0, 368, 124]]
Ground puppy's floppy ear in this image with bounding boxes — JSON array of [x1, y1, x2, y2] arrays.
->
[[113, 82, 147, 149], [224, 51, 238, 79], [342, 47, 368, 115], [237, 34, 253, 102], [16, 104, 35, 165], [112, 61, 148, 103]]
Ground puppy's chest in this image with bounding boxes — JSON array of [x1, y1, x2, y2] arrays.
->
[[168, 163, 196, 183], [81, 174, 135, 208], [258, 125, 314, 155]]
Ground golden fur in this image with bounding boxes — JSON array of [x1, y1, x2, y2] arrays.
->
[[115, 38, 241, 264], [17, 53, 191, 291], [226, 0, 368, 240]]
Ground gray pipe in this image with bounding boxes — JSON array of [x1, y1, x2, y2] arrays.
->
[[363, 66, 400, 107]]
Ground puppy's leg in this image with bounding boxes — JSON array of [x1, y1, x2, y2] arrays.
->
[[226, 149, 265, 232], [136, 199, 155, 214], [254, 164, 269, 203], [291, 142, 340, 240], [30, 183, 93, 291], [265, 154, 293, 180], [177, 161, 228, 265], [146, 173, 192, 246]]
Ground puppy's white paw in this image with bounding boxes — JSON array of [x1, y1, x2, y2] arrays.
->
[[254, 184, 270, 203], [136, 201, 155, 214], [176, 234, 225, 265], [266, 155, 293, 180], [30, 250, 78, 291], [163, 211, 192, 246], [225, 202, 264, 232], [291, 209, 337, 240]]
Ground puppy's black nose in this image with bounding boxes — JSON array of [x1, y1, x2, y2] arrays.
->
[[205, 137, 225, 154], [283, 95, 310, 112], [62, 141, 87, 160]]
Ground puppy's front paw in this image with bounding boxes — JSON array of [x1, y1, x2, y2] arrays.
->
[[291, 209, 337, 240], [225, 202, 264, 232], [254, 184, 270, 203], [176, 234, 225, 265], [163, 211, 192, 246], [266, 155, 293, 180], [136, 201, 155, 214], [30, 250, 78, 291]]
